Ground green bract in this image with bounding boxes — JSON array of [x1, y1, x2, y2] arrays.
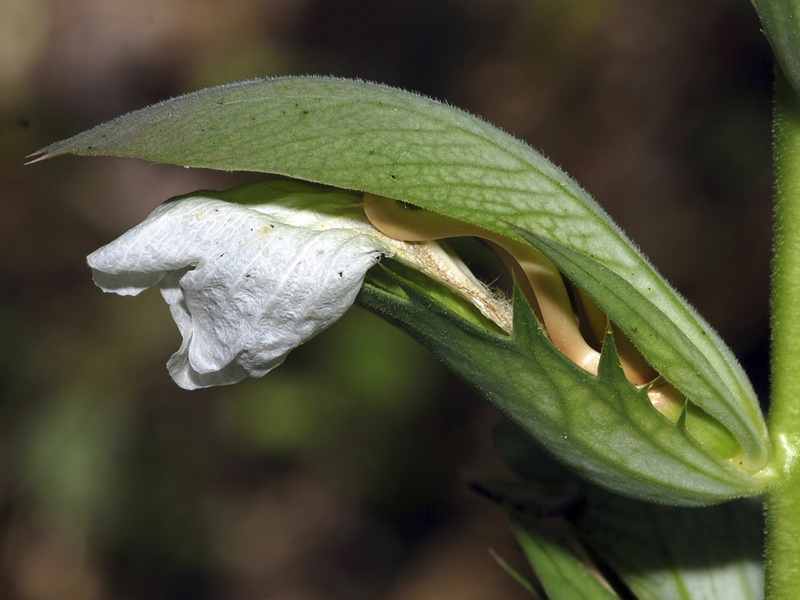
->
[[36, 76, 771, 504], [360, 261, 766, 505]]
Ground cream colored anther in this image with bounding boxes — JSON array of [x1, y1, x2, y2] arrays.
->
[[363, 193, 602, 375], [364, 194, 685, 420], [363, 194, 691, 419]]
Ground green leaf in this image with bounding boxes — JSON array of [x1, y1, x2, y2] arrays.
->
[[493, 423, 764, 600], [583, 496, 763, 600], [750, 1, 800, 98], [36, 76, 769, 484], [360, 260, 767, 505], [509, 512, 620, 600]]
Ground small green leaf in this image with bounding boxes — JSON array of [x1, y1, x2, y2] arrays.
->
[[493, 423, 764, 600], [509, 512, 620, 600]]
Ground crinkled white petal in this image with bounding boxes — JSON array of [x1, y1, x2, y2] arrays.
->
[[88, 181, 512, 390], [88, 193, 388, 389]]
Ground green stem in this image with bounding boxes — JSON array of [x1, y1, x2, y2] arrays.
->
[[765, 71, 800, 600]]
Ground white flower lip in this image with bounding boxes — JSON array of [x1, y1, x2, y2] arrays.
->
[[87, 182, 391, 390], [88, 180, 511, 390]]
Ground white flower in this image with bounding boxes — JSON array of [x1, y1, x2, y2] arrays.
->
[[88, 181, 510, 390]]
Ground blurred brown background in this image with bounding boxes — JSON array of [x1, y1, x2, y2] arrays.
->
[[0, 1, 773, 598]]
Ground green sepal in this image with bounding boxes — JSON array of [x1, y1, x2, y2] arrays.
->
[[360, 260, 769, 505], [512, 226, 769, 474]]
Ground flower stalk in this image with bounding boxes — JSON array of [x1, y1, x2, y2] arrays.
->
[[765, 71, 800, 600]]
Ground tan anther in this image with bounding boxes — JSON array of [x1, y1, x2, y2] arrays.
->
[[363, 193, 602, 375]]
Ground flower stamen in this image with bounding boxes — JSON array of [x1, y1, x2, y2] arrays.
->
[[364, 193, 685, 415], [364, 193, 601, 372]]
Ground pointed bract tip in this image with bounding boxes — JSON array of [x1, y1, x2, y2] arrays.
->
[[24, 148, 50, 165]]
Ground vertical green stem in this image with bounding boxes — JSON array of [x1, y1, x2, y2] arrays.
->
[[765, 72, 800, 600]]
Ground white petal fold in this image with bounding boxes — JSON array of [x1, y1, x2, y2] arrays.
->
[[88, 182, 391, 389], [88, 180, 510, 390]]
